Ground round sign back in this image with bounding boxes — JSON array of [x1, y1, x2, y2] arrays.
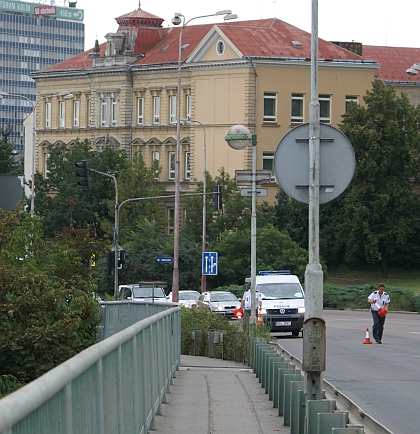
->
[[274, 123, 355, 204]]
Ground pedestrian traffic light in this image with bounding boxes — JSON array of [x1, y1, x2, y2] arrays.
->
[[213, 185, 222, 210], [75, 160, 90, 189]]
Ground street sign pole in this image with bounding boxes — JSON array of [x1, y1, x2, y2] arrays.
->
[[305, 0, 324, 400]]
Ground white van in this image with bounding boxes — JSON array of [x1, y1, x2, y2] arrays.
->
[[246, 270, 305, 336]]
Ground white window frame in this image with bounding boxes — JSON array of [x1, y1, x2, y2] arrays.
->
[[345, 95, 359, 113], [45, 102, 51, 128], [111, 98, 118, 126], [185, 151, 190, 180], [137, 97, 144, 125], [87, 99, 93, 127], [168, 208, 174, 235], [263, 92, 277, 123], [44, 153, 50, 178], [152, 151, 160, 179], [169, 151, 175, 180], [185, 94, 191, 120], [73, 100, 80, 127], [262, 152, 276, 181], [291, 93, 305, 123], [319, 94, 331, 124], [153, 96, 160, 125], [100, 98, 107, 127], [59, 101, 65, 128], [169, 95, 177, 124]]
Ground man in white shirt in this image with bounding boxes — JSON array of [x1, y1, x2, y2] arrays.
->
[[367, 283, 390, 344], [240, 283, 262, 320]]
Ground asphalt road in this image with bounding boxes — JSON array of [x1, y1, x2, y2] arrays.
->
[[272, 309, 420, 434]]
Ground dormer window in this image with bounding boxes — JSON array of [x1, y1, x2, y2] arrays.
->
[[291, 40, 302, 48]]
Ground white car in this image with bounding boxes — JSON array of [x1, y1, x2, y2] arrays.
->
[[118, 284, 167, 303], [166, 290, 201, 308]]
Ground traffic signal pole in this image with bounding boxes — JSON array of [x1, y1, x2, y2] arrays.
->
[[88, 168, 119, 300]]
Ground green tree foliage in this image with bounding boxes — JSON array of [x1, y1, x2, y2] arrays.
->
[[207, 225, 307, 288], [339, 81, 420, 277], [183, 168, 276, 246], [183, 168, 252, 245], [122, 219, 202, 291], [273, 188, 308, 248], [0, 126, 21, 174], [34, 139, 129, 238], [0, 211, 100, 385], [117, 154, 166, 240]]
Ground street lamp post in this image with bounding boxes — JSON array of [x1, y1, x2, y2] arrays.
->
[[0, 90, 73, 216], [171, 10, 237, 302], [225, 125, 257, 336], [183, 118, 207, 293]]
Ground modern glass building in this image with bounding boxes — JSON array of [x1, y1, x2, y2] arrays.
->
[[0, 0, 84, 152]]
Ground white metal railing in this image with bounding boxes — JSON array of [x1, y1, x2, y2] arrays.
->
[[0, 304, 181, 434]]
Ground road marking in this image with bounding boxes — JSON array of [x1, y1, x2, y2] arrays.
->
[[409, 331, 420, 334]]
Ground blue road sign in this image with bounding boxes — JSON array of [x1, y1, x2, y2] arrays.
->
[[157, 257, 173, 263], [202, 252, 218, 275]]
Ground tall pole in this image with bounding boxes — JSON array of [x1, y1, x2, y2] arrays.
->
[[188, 119, 207, 293], [89, 168, 119, 300], [172, 11, 236, 302], [30, 104, 36, 218], [173, 19, 184, 303], [250, 134, 257, 336], [304, 0, 324, 400]]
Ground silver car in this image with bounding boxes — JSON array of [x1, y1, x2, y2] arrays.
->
[[198, 291, 240, 317]]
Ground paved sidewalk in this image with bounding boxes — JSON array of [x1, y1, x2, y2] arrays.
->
[[153, 355, 289, 434]]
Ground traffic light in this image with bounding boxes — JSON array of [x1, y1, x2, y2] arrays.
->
[[75, 160, 90, 189], [213, 185, 222, 210], [118, 249, 126, 269], [102, 252, 113, 275]]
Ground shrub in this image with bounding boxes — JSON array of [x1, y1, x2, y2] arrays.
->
[[180, 307, 269, 363]]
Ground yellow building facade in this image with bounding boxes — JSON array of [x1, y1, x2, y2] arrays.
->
[[30, 8, 379, 226]]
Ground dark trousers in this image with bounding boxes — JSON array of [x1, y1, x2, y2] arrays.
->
[[244, 309, 258, 321], [371, 310, 386, 341]]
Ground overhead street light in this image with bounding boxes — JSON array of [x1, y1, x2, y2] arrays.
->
[[406, 63, 420, 76], [171, 10, 237, 303], [0, 90, 74, 217]]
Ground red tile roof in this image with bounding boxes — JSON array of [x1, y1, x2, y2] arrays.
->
[[362, 45, 420, 83], [41, 13, 372, 73]]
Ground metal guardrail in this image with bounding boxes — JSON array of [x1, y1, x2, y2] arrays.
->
[[253, 340, 394, 434], [98, 300, 175, 340], [0, 304, 181, 434]]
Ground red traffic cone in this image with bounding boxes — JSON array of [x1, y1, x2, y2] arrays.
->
[[363, 327, 372, 344], [257, 308, 263, 325], [233, 308, 244, 320]]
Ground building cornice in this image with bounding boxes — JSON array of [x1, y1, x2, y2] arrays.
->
[[30, 55, 379, 81]]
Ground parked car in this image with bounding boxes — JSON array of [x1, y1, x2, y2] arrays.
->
[[118, 284, 167, 303], [197, 291, 241, 317], [166, 290, 201, 308]]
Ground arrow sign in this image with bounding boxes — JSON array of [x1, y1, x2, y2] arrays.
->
[[157, 257, 173, 263], [202, 252, 218, 275], [240, 188, 268, 197]]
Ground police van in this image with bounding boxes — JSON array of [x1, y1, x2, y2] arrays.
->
[[246, 270, 305, 336]]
